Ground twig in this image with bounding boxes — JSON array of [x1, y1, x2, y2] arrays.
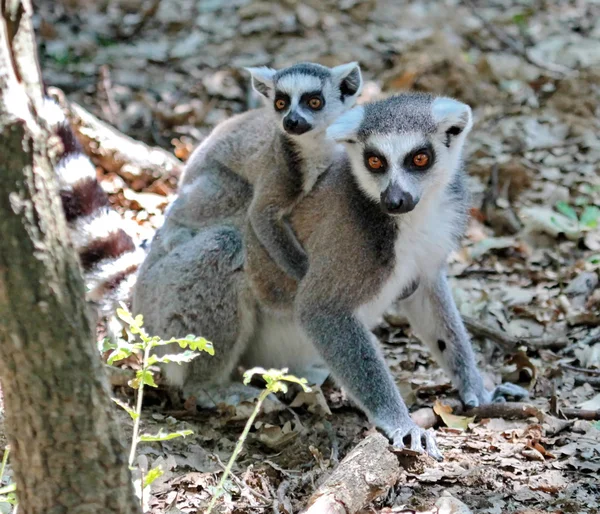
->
[[98, 65, 119, 126], [117, 0, 161, 41], [464, 402, 546, 422], [574, 375, 600, 388], [560, 364, 600, 376], [462, 0, 577, 78], [213, 454, 271, 504], [463, 316, 568, 351], [559, 408, 600, 421]]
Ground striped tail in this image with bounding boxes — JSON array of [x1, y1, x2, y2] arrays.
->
[[42, 97, 145, 320]]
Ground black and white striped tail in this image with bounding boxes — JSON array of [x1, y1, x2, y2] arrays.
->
[[42, 98, 145, 319]]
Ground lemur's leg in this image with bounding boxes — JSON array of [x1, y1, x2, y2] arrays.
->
[[132, 225, 257, 395], [400, 271, 529, 407], [296, 287, 441, 460]]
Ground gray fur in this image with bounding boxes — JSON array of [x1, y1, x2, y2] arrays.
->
[[132, 93, 527, 461]]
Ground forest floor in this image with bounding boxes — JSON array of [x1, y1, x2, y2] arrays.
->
[[3, 0, 599, 512]]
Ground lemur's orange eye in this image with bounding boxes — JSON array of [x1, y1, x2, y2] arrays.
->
[[275, 98, 287, 110], [308, 97, 322, 109], [368, 156, 383, 170], [413, 153, 429, 167]]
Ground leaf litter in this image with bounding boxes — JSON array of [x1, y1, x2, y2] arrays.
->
[[4, 0, 597, 512]]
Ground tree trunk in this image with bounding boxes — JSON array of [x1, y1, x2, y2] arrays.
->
[[0, 1, 142, 513]]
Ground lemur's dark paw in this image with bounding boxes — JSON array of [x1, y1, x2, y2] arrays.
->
[[390, 423, 443, 462]]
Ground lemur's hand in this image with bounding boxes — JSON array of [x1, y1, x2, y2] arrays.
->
[[388, 419, 443, 461], [461, 381, 529, 408]]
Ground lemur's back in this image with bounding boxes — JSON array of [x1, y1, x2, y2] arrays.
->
[[181, 108, 279, 188]]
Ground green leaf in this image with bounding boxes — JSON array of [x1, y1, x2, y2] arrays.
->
[[243, 367, 311, 394], [143, 466, 164, 488], [111, 397, 139, 420], [101, 337, 117, 352], [148, 350, 202, 366], [0, 483, 16, 495], [587, 254, 600, 265], [555, 201, 577, 221], [153, 335, 215, 355], [107, 348, 132, 365], [136, 369, 158, 388], [139, 429, 193, 442], [580, 205, 600, 228]]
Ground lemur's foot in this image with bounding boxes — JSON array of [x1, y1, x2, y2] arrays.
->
[[461, 382, 529, 408], [389, 421, 443, 461]]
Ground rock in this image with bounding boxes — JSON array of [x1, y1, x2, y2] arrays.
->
[[170, 32, 207, 59], [296, 4, 319, 29], [202, 71, 244, 100]]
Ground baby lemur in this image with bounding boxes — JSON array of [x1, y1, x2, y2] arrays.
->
[[165, 62, 362, 290]]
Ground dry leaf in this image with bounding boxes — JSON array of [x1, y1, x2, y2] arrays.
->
[[434, 400, 475, 430]]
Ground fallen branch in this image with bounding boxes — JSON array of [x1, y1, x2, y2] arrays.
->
[[303, 433, 401, 514], [48, 87, 183, 188], [464, 402, 546, 422], [104, 364, 136, 387], [463, 316, 568, 352]]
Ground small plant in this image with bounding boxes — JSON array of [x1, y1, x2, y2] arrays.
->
[[106, 304, 214, 508], [555, 200, 600, 230], [206, 368, 310, 514], [0, 447, 17, 514]]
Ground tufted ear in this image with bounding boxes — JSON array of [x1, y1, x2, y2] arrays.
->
[[431, 97, 473, 147], [245, 66, 276, 98], [331, 62, 363, 103], [326, 106, 364, 144]]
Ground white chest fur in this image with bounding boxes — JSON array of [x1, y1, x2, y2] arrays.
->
[[356, 193, 460, 328]]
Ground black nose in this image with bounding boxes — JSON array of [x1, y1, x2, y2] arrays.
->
[[283, 114, 311, 135], [381, 187, 417, 214]]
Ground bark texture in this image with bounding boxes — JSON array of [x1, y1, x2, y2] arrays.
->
[[0, 1, 141, 513], [303, 433, 401, 514]]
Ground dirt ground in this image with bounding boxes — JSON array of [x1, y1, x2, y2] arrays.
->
[[6, 0, 600, 512]]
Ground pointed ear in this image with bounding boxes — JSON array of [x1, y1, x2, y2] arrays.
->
[[431, 97, 473, 147], [326, 106, 364, 144], [331, 62, 363, 103], [245, 66, 276, 98]]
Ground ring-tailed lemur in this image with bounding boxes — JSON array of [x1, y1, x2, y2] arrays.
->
[[132, 93, 528, 460], [164, 62, 362, 308], [42, 97, 145, 329]]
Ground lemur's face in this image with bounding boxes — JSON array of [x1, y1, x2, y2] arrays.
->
[[247, 62, 363, 139], [327, 94, 473, 216]]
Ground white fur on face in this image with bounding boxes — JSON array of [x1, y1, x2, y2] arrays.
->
[[276, 74, 322, 97], [348, 130, 465, 207]]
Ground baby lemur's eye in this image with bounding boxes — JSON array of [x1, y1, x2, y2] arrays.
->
[[413, 153, 429, 167], [308, 97, 323, 110], [275, 98, 288, 111]]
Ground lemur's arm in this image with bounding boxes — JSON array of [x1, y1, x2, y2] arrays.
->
[[400, 270, 529, 406], [295, 282, 442, 460], [249, 169, 308, 282]]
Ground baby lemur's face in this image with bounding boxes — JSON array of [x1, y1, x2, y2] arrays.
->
[[327, 93, 473, 216], [247, 62, 363, 139]]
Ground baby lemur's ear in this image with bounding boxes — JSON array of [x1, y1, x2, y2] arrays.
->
[[331, 62, 363, 103], [245, 66, 277, 98], [326, 106, 364, 144], [431, 97, 473, 147]]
